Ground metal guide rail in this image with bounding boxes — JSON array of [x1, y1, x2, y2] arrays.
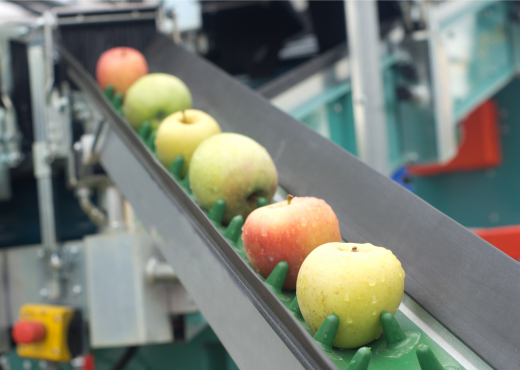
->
[[59, 33, 520, 370]]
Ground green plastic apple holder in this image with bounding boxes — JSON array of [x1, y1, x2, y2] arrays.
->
[[128, 117, 464, 370]]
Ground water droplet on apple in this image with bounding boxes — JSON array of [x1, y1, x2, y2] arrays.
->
[[339, 259, 347, 267], [260, 248, 266, 256], [269, 257, 274, 262], [261, 228, 268, 237], [372, 294, 377, 304], [372, 309, 377, 316], [347, 316, 353, 324], [398, 269, 403, 278], [344, 292, 349, 301], [394, 334, 401, 341], [300, 217, 308, 226], [367, 278, 376, 287], [380, 275, 386, 283]]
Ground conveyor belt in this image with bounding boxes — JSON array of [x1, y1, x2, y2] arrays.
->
[[60, 33, 520, 370]]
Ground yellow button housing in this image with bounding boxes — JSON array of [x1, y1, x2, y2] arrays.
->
[[16, 304, 75, 362]]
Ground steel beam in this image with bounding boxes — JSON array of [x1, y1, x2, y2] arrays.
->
[[344, 0, 389, 175]]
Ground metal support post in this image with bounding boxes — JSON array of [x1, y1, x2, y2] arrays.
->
[[28, 42, 57, 251], [344, 0, 389, 175]]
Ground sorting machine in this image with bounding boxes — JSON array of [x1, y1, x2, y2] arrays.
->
[[0, 2, 519, 370]]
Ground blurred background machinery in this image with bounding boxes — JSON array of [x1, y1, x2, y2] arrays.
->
[[0, 1, 519, 370]]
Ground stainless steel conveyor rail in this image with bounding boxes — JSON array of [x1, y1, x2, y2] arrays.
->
[[60, 34, 520, 370]]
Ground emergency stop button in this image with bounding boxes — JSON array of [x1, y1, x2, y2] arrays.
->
[[12, 321, 46, 344]]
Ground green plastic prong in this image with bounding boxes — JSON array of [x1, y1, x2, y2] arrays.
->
[[137, 121, 151, 140], [169, 156, 185, 181], [416, 345, 445, 370], [146, 130, 157, 152], [346, 347, 372, 370], [104, 85, 114, 99], [288, 296, 302, 319], [380, 311, 407, 348], [313, 314, 339, 353], [257, 197, 269, 208], [112, 92, 123, 108], [224, 215, 244, 243], [208, 199, 226, 224], [265, 261, 289, 294], [181, 173, 190, 191]]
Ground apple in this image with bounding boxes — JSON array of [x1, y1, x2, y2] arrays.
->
[[96, 47, 148, 95], [123, 73, 192, 131], [242, 195, 341, 289], [155, 109, 221, 176], [296, 242, 405, 349], [189, 133, 277, 224]]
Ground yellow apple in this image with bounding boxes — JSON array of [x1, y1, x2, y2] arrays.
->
[[155, 109, 221, 176], [296, 242, 405, 349]]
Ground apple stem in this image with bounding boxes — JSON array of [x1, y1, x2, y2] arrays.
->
[[287, 194, 294, 205], [352, 246, 358, 252], [182, 109, 187, 123]]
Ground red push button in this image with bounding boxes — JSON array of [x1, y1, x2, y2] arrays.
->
[[12, 321, 46, 344]]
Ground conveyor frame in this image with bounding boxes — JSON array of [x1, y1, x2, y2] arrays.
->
[[61, 33, 520, 370]]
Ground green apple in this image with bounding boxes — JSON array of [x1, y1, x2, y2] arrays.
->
[[123, 73, 192, 131], [189, 133, 278, 224], [155, 109, 221, 177], [296, 242, 405, 349]]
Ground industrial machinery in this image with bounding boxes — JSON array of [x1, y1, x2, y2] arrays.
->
[[1, 1, 520, 370]]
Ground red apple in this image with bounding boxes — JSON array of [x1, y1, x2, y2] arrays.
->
[[96, 47, 148, 95], [242, 195, 341, 289]]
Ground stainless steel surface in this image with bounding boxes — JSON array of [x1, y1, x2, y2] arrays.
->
[[55, 6, 158, 26], [345, 0, 389, 175], [102, 186, 126, 232], [0, 25, 23, 170], [6, 243, 88, 324], [168, 283, 198, 315], [426, 3, 457, 163], [28, 42, 57, 252], [146, 257, 178, 284], [95, 124, 308, 369], [77, 186, 107, 228], [84, 232, 173, 347], [270, 55, 350, 114], [0, 251, 9, 353], [399, 294, 492, 370]]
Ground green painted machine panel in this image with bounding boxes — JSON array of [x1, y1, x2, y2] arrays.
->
[[414, 77, 520, 228], [439, 1, 517, 121], [295, 61, 403, 171]]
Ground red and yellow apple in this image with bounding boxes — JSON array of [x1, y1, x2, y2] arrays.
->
[[296, 242, 405, 348], [95, 47, 148, 95], [242, 196, 341, 289], [155, 109, 221, 176]]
